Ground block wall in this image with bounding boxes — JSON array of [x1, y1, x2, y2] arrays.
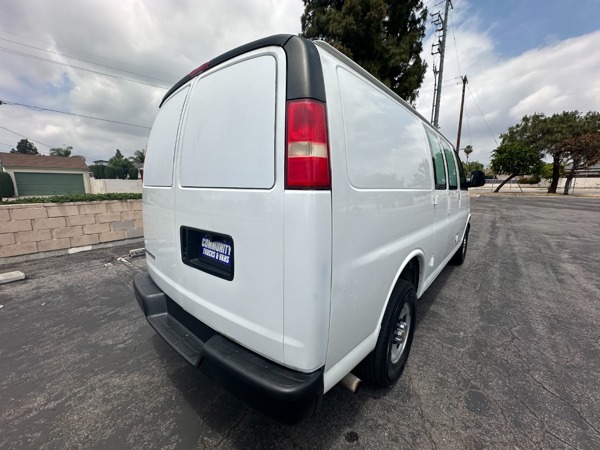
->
[[0, 200, 143, 258]]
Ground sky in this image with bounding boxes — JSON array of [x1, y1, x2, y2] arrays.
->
[[0, 0, 598, 167]]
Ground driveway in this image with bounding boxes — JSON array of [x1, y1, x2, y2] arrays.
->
[[1, 196, 599, 449]]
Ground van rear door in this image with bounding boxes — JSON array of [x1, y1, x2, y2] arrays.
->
[[170, 48, 287, 364]]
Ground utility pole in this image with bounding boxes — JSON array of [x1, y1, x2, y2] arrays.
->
[[456, 75, 468, 152], [430, 0, 452, 128]]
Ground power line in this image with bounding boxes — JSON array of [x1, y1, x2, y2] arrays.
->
[[1, 100, 152, 130], [0, 125, 54, 148], [449, 8, 462, 76], [466, 86, 498, 146], [464, 102, 473, 145], [0, 36, 176, 84], [0, 28, 178, 80], [0, 47, 170, 89]]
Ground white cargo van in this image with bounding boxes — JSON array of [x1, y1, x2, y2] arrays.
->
[[134, 34, 485, 424]]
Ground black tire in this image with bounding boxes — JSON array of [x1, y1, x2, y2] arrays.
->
[[357, 279, 416, 387], [449, 226, 469, 265]]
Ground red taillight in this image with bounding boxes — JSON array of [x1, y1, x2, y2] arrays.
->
[[286, 100, 330, 189]]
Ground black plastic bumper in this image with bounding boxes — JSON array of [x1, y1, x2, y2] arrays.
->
[[133, 272, 324, 424]]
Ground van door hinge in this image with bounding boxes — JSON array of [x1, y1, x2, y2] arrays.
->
[[432, 194, 439, 206]]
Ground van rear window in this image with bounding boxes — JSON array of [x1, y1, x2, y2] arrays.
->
[[179, 55, 277, 189], [144, 87, 189, 187]]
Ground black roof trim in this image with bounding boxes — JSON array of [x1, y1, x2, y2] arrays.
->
[[159, 34, 326, 107], [283, 36, 326, 102]]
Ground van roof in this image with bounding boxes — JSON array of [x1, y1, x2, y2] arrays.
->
[[160, 35, 326, 107]]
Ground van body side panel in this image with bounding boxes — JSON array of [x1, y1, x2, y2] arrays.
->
[[170, 48, 287, 364], [319, 50, 435, 371], [282, 191, 331, 371]]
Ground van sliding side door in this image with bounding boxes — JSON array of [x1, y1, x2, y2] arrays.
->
[[441, 142, 461, 258], [425, 129, 449, 273]]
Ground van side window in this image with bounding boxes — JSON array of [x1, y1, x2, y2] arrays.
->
[[442, 143, 458, 190], [455, 150, 468, 190], [425, 130, 446, 190], [337, 68, 432, 190]]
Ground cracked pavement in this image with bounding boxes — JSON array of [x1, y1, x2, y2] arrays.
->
[[0, 196, 599, 449]]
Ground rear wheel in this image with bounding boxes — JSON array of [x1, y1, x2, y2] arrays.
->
[[450, 226, 469, 265], [358, 279, 416, 387]]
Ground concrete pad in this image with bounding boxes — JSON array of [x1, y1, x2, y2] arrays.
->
[[0, 271, 25, 284], [128, 248, 145, 258]]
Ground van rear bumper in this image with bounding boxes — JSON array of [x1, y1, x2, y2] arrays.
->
[[133, 272, 323, 424]]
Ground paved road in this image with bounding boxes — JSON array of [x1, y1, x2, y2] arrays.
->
[[1, 196, 599, 449]]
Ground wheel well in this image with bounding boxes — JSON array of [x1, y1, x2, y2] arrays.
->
[[399, 257, 420, 292]]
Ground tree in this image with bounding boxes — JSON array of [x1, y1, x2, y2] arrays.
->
[[10, 139, 39, 155], [490, 142, 543, 192], [108, 149, 133, 179], [558, 133, 600, 195], [49, 146, 72, 157], [301, 0, 428, 103], [463, 145, 473, 162], [463, 161, 483, 176], [499, 111, 600, 194], [129, 149, 145, 164]]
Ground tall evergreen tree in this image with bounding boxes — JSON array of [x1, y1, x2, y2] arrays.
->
[[10, 139, 39, 155], [301, 0, 428, 104]]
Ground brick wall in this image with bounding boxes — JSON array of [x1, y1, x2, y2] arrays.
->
[[0, 200, 143, 258]]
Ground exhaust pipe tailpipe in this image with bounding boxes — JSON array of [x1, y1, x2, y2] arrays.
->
[[339, 372, 362, 393]]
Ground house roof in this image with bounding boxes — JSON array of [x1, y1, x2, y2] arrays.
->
[[0, 152, 88, 170]]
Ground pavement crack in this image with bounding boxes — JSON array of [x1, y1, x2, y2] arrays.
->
[[129, 334, 157, 354], [545, 429, 579, 449], [527, 372, 600, 435], [214, 407, 248, 449], [409, 373, 438, 450]]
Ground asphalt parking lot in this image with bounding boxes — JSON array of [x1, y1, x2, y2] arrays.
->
[[1, 195, 599, 449]]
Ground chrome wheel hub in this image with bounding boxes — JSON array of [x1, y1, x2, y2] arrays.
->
[[390, 304, 411, 364]]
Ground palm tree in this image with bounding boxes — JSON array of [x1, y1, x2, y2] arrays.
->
[[463, 145, 473, 163], [129, 149, 145, 164], [49, 146, 72, 157]]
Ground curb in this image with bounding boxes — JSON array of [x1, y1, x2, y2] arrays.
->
[[0, 237, 144, 267], [0, 270, 25, 284]]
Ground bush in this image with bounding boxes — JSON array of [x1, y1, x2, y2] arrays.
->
[[0, 171, 15, 198], [90, 164, 106, 179], [518, 176, 541, 185], [1, 193, 142, 205], [128, 167, 139, 180], [105, 166, 116, 179], [114, 167, 126, 179]]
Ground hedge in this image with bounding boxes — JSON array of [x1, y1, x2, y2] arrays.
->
[[0, 171, 15, 198], [1, 193, 142, 205]]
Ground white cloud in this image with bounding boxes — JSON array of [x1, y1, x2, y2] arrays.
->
[[0, 0, 598, 169], [416, 2, 600, 166], [0, 0, 303, 160]]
